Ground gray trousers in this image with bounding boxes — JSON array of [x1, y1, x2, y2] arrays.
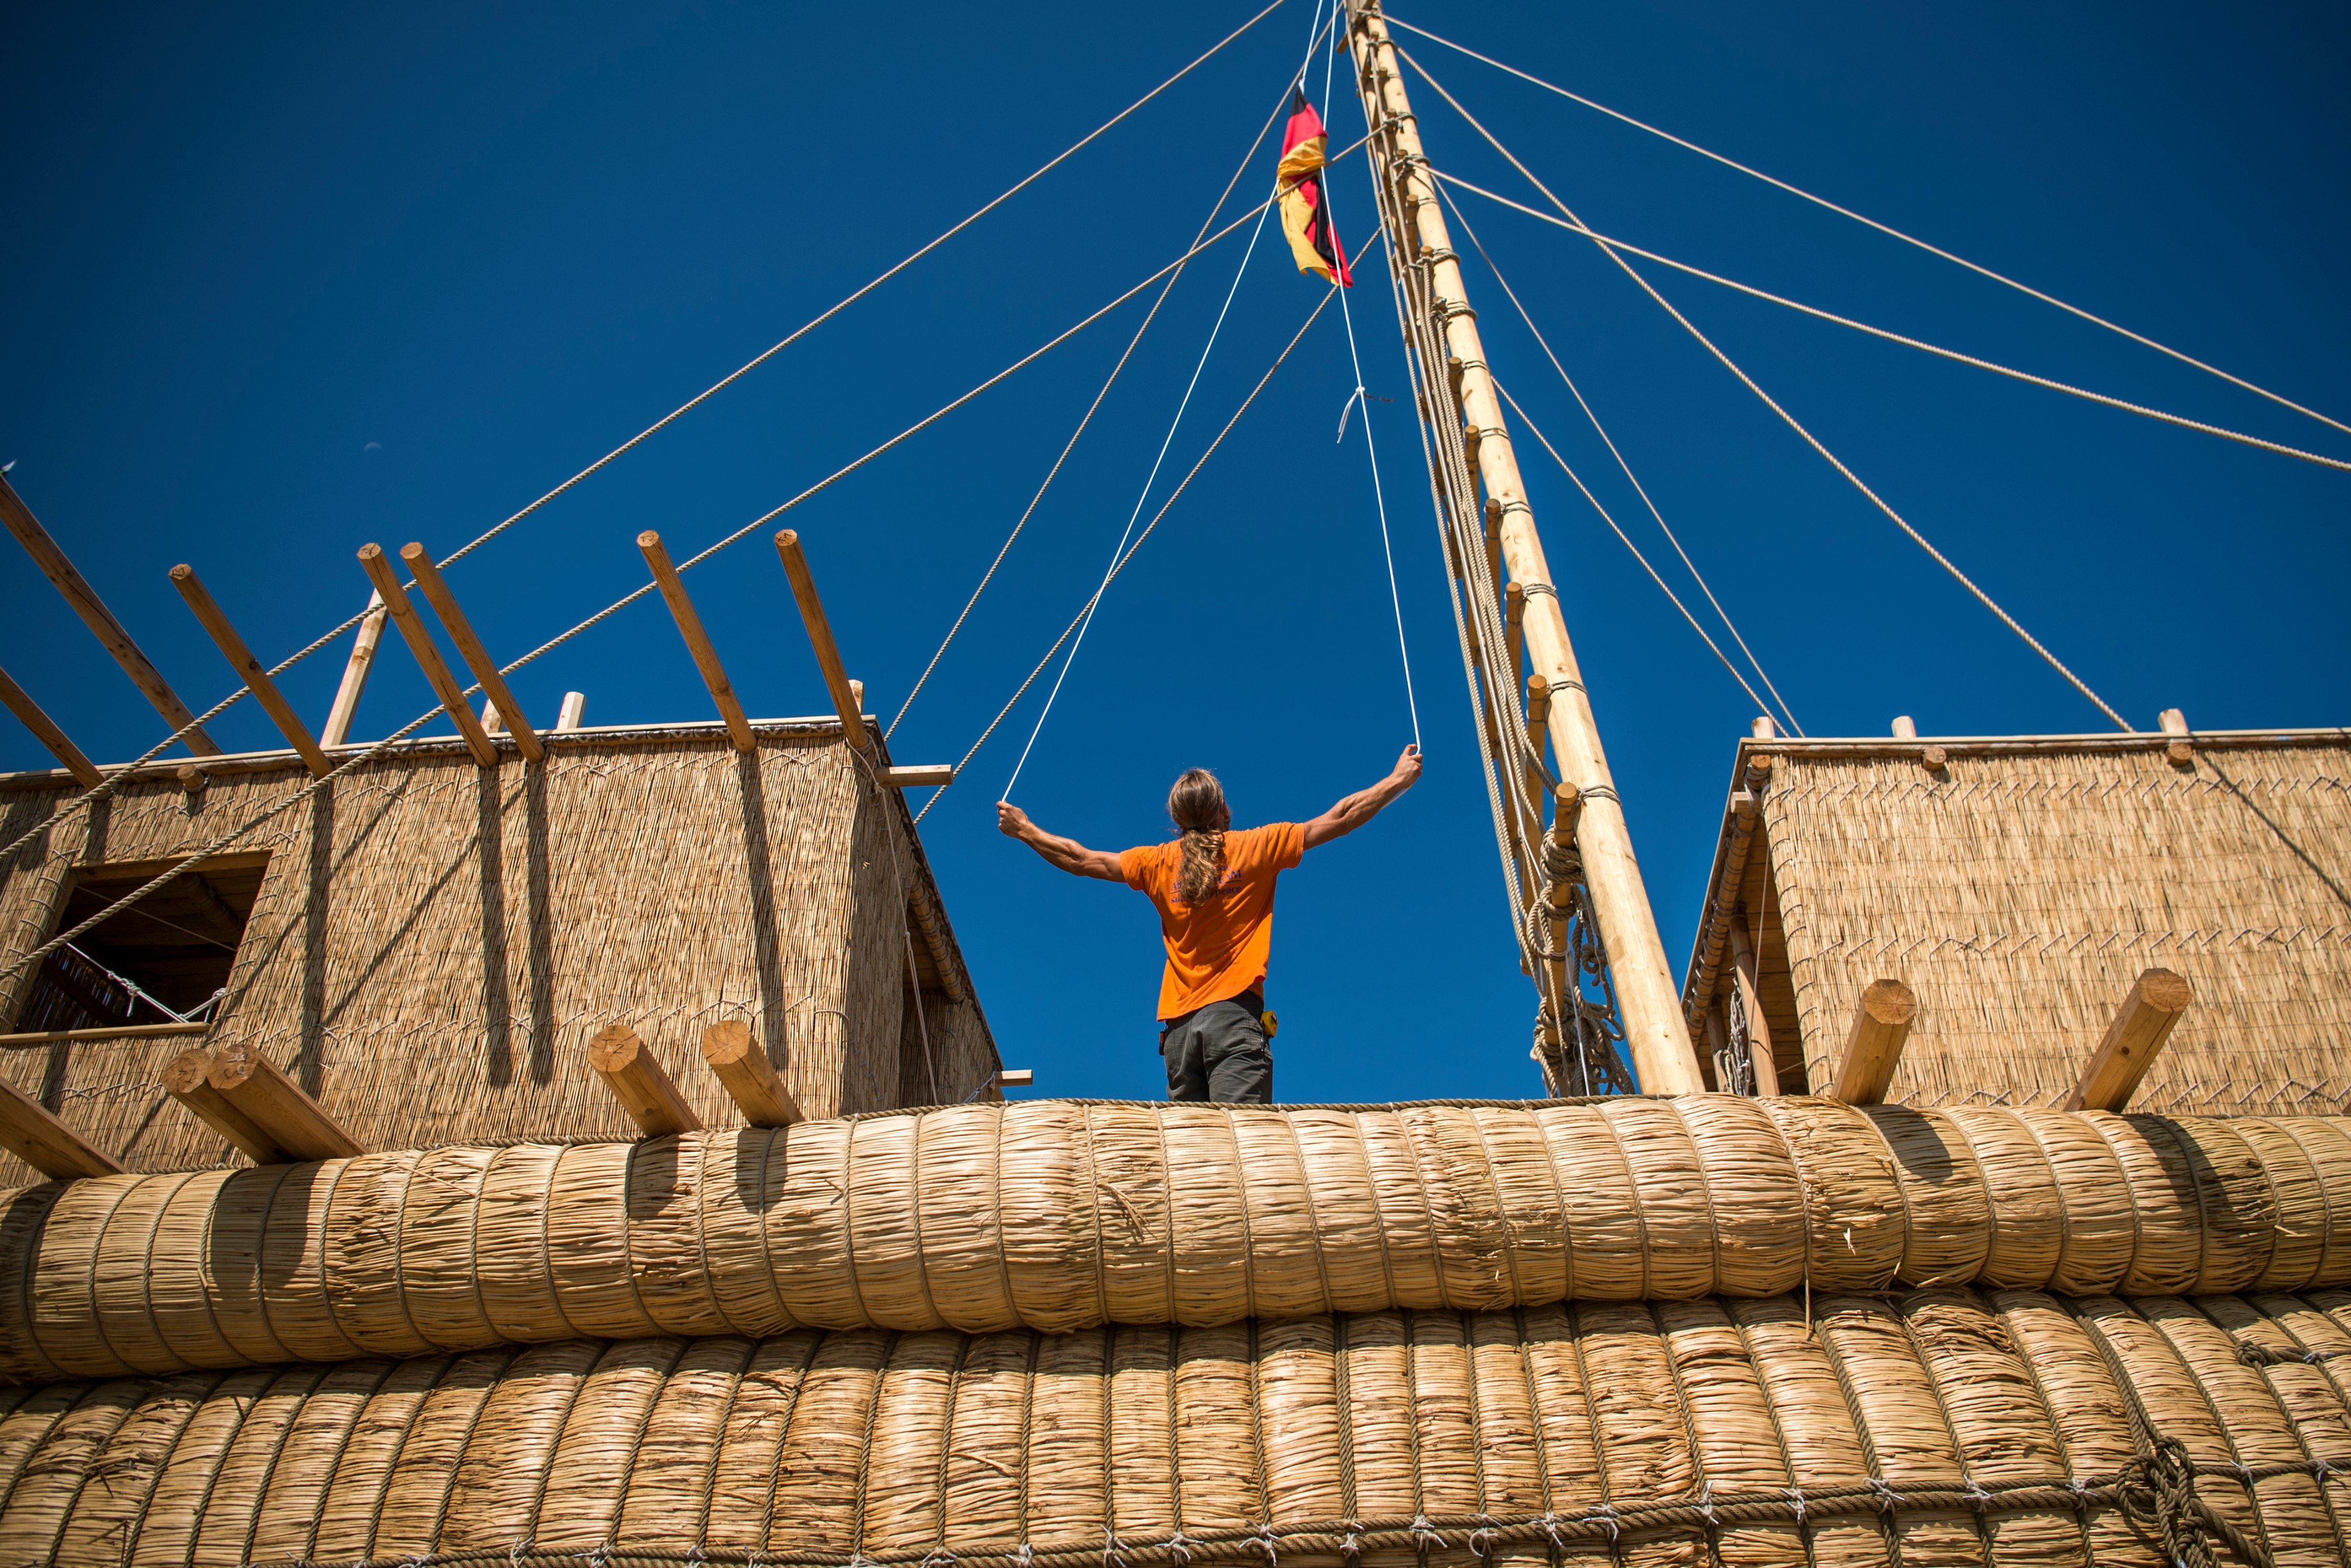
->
[[1160, 992, 1274, 1104]]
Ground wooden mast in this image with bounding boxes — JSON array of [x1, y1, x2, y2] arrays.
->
[[1344, 2, 1704, 1093]]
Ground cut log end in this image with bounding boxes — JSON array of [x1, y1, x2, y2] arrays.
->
[[699, 1020, 755, 1068], [2139, 968, 2194, 1014], [1861, 979, 1918, 1027]]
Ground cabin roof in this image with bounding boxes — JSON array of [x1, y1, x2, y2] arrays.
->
[[1680, 724, 2351, 1112]]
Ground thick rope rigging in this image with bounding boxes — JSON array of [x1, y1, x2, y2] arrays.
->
[[1436, 180, 1801, 733], [0, 1, 1297, 876], [1317, 13, 1422, 751], [1400, 45, 2135, 732], [1492, 378, 1783, 727], [1381, 9, 2351, 443], [1001, 149, 1287, 802], [1347, 56, 1612, 1093], [885, 60, 1316, 742], [917, 290, 1338, 824], [1437, 171, 2351, 476], [0, 203, 1326, 991]]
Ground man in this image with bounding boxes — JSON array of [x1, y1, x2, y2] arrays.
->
[[997, 745, 1422, 1103]]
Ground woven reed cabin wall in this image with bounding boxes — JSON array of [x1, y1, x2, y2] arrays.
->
[[1681, 726, 2351, 1114], [0, 717, 997, 1186]]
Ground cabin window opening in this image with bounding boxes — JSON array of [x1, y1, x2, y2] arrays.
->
[[13, 853, 270, 1033]]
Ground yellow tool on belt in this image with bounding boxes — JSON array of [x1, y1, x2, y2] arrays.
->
[[1260, 1010, 1279, 1038]]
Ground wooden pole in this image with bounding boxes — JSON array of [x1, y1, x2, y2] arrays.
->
[[400, 544, 543, 763], [0, 665, 103, 787], [1523, 673, 1553, 822], [162, 1047, 285, 1164], [700, 1020, 802, 1128], [1348, 8, 1702, 1094], [320, 591, 388, 747], [206, 1043, 364, 1159], [0, 1020, 208, 1048], [356, 545, 500, 767], [1726, 911, 1778, 1096], [588, 1024, 703, 1137], [773, 530, 871, 753], [882, 764, 956, 789], [2062, 968, 2193, 1113], [1891, 716, 1918, 739], [1829, 979, 1917, 1105], [1504, 582, 1526, 702], [0, 473, 222, 756], [1542, 783, 1577, 1033], [0, 1075, 122, 1180], [168, 565, 334, 778], [639, 531, 755, 752], [556, 692, 588, 732]]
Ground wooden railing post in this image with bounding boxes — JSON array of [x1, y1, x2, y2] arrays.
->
[[1, 473, 222, 755], [205, 1044, 364, 1160], [356, 545, 500, 767], [0, 665, 103, 787], [589, 1024, 703, 1137], [169, 565, 333, 777], [700, 1020, 802, 1128], [773, 530, 871, 754], [1829, 979, 1917, 1105], [401, 544, 543, 763], [2062, 968, 2193, 1112], [640, 531, 755, 752], [0, 1077, 121, 1180], [321, 591, 389, 747]]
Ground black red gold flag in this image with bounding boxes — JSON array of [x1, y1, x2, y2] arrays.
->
[[1277, 87, 1352, 286]]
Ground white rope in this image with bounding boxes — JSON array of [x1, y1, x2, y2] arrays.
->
[[920, 289, 1339, 824], [1437, 171, 2351, 476], [1491, 378, 1779, 724], [1382, 9, 2351, 442], [1320, 8, 1422, 750], [1, 218, 1314, 989], [1000, 0, 1351, 799], [1001, 158, 1284, 798], [886, 48, 1325, 740], [1436, 179, 1802, 734], [1403, 47, 2134, 732], [0, 3, 1298, 875]]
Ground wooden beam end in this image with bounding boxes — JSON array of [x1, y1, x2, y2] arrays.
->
[[700, 1020, 802, 1128], [591, 1024, 704, 1137]]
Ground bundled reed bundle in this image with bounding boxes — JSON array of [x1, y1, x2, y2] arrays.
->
[[3, 1097, 2348, 1384], [2, 1286, 2347, 1567]]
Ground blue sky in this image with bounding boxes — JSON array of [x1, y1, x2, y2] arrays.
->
[[5, 0, 2345, 1101]]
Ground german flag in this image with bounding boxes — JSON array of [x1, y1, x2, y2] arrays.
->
[[1277, 87, 1351, 287]]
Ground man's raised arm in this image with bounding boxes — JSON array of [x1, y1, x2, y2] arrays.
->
[[999, 802, 1126, 881], [1302, 744, 1423, 849]]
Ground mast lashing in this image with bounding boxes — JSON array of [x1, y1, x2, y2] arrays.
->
[[1344, 1, 1704, 1095]]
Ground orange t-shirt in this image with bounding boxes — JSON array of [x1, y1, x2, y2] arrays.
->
[[1119, 823, 1305, 1019]]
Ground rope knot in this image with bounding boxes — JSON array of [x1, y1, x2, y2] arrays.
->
[[1696, 1480, 1718, 1528], [1581, 1504, 1620, 1543], [922, 1551, 959, 1568], [1410, 1514, 1449, 1549], [1251, 1523, 1279, 1566], [1101, 1529, 1126, 1568], [1535, 1513, 1564, 1551], [1467, 1526, 1499, 1560], [510, 1538, 537, 1566], [1782, 1488, 1807, 1524], [1339, 1529, 1362, 1561], [1867, 1477, 1903, 1515], [1962, 1475, 1995, 1515], [1168, 1528, 1196, 1566]]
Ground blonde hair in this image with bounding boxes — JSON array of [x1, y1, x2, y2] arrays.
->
[[1166, 768, 1231, 904]]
